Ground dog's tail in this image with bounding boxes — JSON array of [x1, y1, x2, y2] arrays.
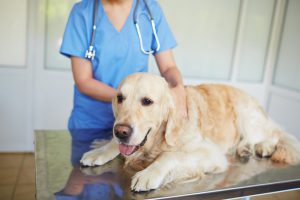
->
[[271, 129, 300, 165]]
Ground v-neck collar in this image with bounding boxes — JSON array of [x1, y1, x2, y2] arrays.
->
[[99, 0, 136, 34]]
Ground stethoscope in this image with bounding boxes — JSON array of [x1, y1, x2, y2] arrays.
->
[[85, 0, 161, 60]]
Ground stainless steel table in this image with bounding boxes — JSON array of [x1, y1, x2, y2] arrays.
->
[[35, 130, 300, 200]]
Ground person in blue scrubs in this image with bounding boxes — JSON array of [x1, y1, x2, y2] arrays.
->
[[60, 0, 187, 144]]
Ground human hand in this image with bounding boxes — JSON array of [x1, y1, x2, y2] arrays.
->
[[170, 84, 188, 119]]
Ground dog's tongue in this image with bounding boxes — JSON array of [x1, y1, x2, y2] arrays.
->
[[119, 144, 138, 156]]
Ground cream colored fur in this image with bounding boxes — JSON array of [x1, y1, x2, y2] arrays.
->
[[80, 73, 300, 192]]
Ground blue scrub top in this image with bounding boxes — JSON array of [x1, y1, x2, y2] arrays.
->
[[60, 0, 177, 131]]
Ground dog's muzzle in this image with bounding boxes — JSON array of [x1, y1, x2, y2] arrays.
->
[[117, 128, 152, 156]]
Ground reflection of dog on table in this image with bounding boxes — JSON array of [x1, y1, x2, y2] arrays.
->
[[81, 73, 300, 192]]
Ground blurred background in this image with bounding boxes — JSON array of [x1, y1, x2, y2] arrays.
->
[[0, 0, 299, 152]]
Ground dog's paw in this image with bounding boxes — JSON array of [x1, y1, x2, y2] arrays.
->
[[255, 142, 276, 158], [131, 168, 164, 192], [237, 143, 253, 163], [80, 149, 110, 166]]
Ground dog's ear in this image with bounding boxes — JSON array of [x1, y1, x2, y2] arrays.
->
[[112, 93, 118, 117], [162, 86, 181, 147]]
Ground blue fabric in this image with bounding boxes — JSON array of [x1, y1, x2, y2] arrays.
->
[[55, 184, 123, 200], [69, 129, 112, 166], [60, 0, 177, 131]]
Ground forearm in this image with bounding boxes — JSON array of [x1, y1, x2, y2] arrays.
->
[[154, 50, 187, 117], [71, 56, 116, 102], [155, 50, 184, 88], [161, 66, 184, 88], [77, 79, 116, 102]]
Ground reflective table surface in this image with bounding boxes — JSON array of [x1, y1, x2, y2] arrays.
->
[[35, 130, 300, 200]]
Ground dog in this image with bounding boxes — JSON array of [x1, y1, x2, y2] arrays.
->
[[80, 73, 300, 192]]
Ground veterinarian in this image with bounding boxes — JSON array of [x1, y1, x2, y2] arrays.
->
[[60, 0, 186, 144]]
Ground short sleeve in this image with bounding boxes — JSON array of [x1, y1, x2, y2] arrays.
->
[[60, 3, 89, 59], [150, 1, 177, 55]]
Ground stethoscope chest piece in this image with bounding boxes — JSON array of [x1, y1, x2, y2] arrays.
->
[[85, 45, 96, 60]]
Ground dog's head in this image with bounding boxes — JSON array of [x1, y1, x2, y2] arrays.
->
[[112, 73, 179, 156]]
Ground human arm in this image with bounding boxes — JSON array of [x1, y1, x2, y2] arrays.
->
[[60, 2, 116, 102], [71, 56, 116, 102], [154, 50, 187, 118]]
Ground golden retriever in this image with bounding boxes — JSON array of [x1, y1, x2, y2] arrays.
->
[[81, 73, 300, 192]]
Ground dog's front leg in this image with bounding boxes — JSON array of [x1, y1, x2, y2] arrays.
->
[[131, 144, 228, 192], [80, 139, 119, 166], [131, 152, 178, 192]]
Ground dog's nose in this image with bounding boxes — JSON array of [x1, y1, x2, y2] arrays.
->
[[114, 124, 133, 141]]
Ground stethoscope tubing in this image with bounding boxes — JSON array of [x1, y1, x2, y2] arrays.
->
[[86, 0, 160, 60], [90, 0, 99, 47]]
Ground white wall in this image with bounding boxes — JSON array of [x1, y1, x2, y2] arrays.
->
[[0, 0, 300, 151], [268, 0, 300, 136], [0, 0, 33, 151]]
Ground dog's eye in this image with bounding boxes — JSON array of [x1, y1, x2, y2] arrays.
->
[[117, 94, 125, 104], [141, 97, 153, 106]]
